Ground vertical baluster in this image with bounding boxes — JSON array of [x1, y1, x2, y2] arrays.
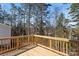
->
[[20, 37, 21, 48], [4, 39, 6, 51], [3, 40, 5, 52], [12, 38, 13, 49], [17, 38, 19, 49], [63, 41, 65, 53], [53, 40, 55, 49], [49, 39, 52, 48], [58, 41, 61, 51], [37, 37, 39, 44], [24, 36, 26, 45], [2, 40, 4, 52], [0, 41, 2, 53], [9, 38, 11, 50], [55, 40, 58, 50], [34, 36, 35, 44], [47, 39, 48, 47], [13, 38, 14, 49], [21, 37, 23, 46], [32, 35, 33, 44], [20, 37, 23, 47], [6, 39, 9, 51], [25, 36, 26, 45], [68, 42, 70, 55], [61, 41, 63, 52], [13, 38, 15, 49], [23, 36, 27, 45], [39, 37, 40, 44], [13, 38, 16, 48], [32, 35, 34, 44], [52, 40, 54, 49], [60, 41, 62, 52], [59, 41, 61, 51], [74, 41, 77, 56], [26, 36, 28, 45], [43, 38, 45, 46], [72, 41, 76, 56], [56, 40, 58, 51], [67, 42, 69, 55], [22, 37, 23, 45], [54, 40, 56, 49], [76, 41, 78, 55], [64, 42, 66, 53], [46, 39, 48, 47], [60, 41, 63, 52], [25, 36, 27, 45], [66, 42, 68, 54], [29, 35, 31, 44], [43, 38, 44, 46], [28, 35, 30, 44], [0, 40, 1, 53], [22, 37, 24, 46], [69, 42, 72, 55], [11, 38, 12, 49]]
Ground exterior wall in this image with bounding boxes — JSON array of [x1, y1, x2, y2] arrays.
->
[[0, 23, 11, 45]]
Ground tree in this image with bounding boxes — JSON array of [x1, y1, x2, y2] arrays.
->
[[10, 3, 18, 26], [21, 3, 34, 35], [36, 3, 51, 35], [55, 13, 69, 38], [69, 3, 79, 28], [0, 4, 4, 23], [10, 3, 18, 36]]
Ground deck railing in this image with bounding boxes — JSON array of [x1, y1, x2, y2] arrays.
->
[[33, 35, 79, 56], [0, 35, 34, 54], [0, 35, 79, 56]]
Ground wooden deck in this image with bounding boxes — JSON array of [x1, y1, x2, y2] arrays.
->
[[18, 46, 61, 56], [0, 35, 79, 56]]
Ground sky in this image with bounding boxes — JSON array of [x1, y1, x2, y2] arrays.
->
[[0, 3, 71, 18], [1, 3, 21, 13], [0, 3, 77, 26]]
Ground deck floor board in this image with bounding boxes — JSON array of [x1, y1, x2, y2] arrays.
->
[[18, 46, 61, 56]]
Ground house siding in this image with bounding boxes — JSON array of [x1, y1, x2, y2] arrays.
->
[[0, 23, 11, 45]]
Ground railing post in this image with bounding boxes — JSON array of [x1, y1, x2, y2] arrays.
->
[[49, 39, 52, 48]]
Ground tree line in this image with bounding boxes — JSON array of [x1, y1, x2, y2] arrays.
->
[[0, 3, 78, 39]]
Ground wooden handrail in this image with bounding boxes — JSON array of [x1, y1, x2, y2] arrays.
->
[[33, 35, 79, 56], [33, 35, 70, 42], [0, 34, 79, 56], [0, 35, 34, 55]]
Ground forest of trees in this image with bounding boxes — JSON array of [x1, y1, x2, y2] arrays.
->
[[0, 3, 79, 39]]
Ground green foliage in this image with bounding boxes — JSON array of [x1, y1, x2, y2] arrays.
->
[[69, 3, 79, 25], [55, 13, 69, 38]]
